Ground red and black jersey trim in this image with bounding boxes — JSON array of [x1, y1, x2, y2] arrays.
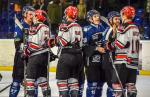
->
[[28, 42, 41, 51], [59, 23, 80, 32], [119, 24, 138, 34], [115, 40, 125, 49], [29, 24, 48, 35], [57, 36, 68, 47]]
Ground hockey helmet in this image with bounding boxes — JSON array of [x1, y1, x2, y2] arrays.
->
[[107, 11, 120, 21], [86, 10, 100, 22], [64, 6, 78, 20], [35, 9, 47, 22], [22, 6, 35, 17], [120, 6, 135, 19]]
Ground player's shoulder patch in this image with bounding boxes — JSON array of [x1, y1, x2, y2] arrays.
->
[[59, 23, 68, 32], [83, 25, 92, 32], [14, 32, 17, 38]]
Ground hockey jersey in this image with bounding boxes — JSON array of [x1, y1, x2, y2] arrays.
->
[[14, 20, 29, 51], [57, 22, 83, 49], [108, 22, 140, 69], [26, 23, 50, 56], [83, 23, 108, 63]]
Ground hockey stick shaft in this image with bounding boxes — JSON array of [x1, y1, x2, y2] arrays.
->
[[15, 16, 23, 30], [109, 52, 126, 97], [46, 50, 50, 97], [0, 84, 11, 93]]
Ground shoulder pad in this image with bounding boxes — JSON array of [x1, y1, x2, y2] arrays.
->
[[59, 24, 69, 32], [29, 23, 47, 35]]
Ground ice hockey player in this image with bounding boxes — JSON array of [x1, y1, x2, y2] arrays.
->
[[83, 9, 107, 97], [9, 6, 36, 97], [24, 9, 54, 97], [103, 11, 121, 97], [56, 6, 83, 97], [106, 6, 140, 97]]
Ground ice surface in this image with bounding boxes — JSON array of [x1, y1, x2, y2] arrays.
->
[[0, 71, 150, 97]]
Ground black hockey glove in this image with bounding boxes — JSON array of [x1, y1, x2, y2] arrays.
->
[[43, 38, 56, 48], [21, 48, 30, 61], [22, 28, 29, 35], [49, 52, 58, 62]]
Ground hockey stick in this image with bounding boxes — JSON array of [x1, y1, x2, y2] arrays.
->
[[109, 52, 126, 97], [44, 13, 52, 97], [100, 16, 110, 26], [100, 16, 113, 41], [15, 16, 24, 30], [0, 84, 11, 93], [15, 16, 27, 97]]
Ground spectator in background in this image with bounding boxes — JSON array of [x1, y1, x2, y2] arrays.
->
[[14, 2, 22, 21], [32, 0, 47, 11], [0, 0, 2, 16], [32, 0, 41, 10], [47, 0, 62, 35], [77, 0, 87, 27], [40, 0, 47, 11], [133, 9, 145, 38]]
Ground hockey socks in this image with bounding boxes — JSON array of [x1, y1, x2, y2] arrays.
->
[[9, 79, 21, 97], [37, 77, 51, 97], [86, 82, 97, 97], [78, 81, 84, 97], [107, 87, 114, 97], [95, 82, 104, 97], [86, 82, 104, 97], [39, 82, 51, 97], [57, 80, 69, 97], [126, 83, 137, 97], [26, 79, 35, 97], [68, 78, 79, 97]]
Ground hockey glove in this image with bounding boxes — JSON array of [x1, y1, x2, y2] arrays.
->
[[22, 28, 29, 35], [21, 48, 30, 60], [47, 38, 56, 48], [49, 52, 58, 62], [43, 38, 56, 48]]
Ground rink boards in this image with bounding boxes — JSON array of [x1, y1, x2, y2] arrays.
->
[[0, 39, 150, 75]]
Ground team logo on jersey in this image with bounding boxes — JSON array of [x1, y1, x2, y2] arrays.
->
[[83, 38, 87, 43], [14, 32, 17, 37], [92, 55, 101, 62]]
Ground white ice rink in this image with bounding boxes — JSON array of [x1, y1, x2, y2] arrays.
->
[[0, 71, 150, 97]]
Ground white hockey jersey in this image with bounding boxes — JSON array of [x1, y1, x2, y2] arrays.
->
[[27, 23, 50, 56], [109, 22, 140, 69], [57, 22, 83, 48]]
